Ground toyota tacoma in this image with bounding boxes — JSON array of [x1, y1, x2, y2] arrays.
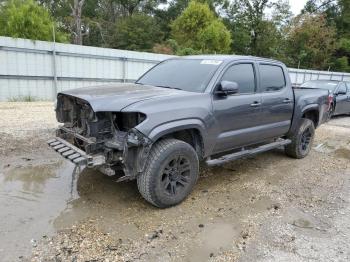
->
[[49, 55, 330, 208]]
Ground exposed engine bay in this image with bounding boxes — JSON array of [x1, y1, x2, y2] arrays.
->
[[53, 94, 152, 180]]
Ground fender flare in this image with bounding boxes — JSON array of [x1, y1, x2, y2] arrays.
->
[[288, 103, 320, 137], [301, 104, 319, 115], [301, 104, 320, 126], [147, 118, 208, 150]]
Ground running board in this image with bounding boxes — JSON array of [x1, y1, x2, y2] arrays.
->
[[206, 139, 291, 167]]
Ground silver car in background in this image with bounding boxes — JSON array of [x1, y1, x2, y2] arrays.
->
[[300, 80, 350, 116]]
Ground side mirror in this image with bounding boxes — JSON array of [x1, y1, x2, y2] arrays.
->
[[216, 81, 239, 96]]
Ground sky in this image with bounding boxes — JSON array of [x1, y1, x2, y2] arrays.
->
[[289, 0, 309, 15]]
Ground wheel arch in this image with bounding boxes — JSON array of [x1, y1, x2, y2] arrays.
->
[[301, 106, 320, 127], [148, 120, 207, 159]]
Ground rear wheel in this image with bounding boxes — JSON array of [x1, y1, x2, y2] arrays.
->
[[137, 138, 199, 208], [285, 118, 315, 159]]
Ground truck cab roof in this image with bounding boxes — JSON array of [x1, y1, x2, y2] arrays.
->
[[176, 55, 284, 65]]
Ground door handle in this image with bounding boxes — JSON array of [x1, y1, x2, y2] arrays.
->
[[283, 98, 292, 103], [250, 101, 261, 107]]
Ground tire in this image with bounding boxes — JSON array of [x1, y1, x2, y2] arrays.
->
[[137, 138, 199, 208], [285, 118, 315, 159]]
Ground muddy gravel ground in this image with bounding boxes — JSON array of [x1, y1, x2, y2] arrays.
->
[[1, 102, 350, 262]]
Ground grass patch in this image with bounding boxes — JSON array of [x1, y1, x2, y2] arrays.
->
[[8, 95, 39, 102]]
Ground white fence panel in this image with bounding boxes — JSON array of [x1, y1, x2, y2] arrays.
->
[[1, 36, 350, 101], [0, 36, 173, 101], [288, 68, 350, 85]]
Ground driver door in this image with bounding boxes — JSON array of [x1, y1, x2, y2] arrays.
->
[[212, 62, 264, 153]]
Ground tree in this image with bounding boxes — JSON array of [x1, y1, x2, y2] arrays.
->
[[284, 14, 337, 69], [171, 1, 231, 54], [0, 0, 68, 42], [39, 0, 166, 46], [70, 0, 85, 44], [301, 0, 350, 71], [108, 14, 163, 51], [337, 0, 350, 37], [225, 0, 291, 57], [39, 0, 101, 45]]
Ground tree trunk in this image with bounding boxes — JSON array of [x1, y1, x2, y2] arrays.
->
[[71, 0, 85, 45]]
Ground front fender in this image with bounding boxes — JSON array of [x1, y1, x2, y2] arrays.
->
[[146, 118, 209, 152]]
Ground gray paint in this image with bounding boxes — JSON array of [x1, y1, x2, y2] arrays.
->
[[59, 55, 330, 158], [332, 82, 350, 115]]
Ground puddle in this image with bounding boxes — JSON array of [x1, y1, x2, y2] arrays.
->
[[52, 168, 145, 240], [0, 162, 76, 261], [314, 140, 350, 159], [186, 222, 238, 262], [335, 148, 350, 159], [314, 142, 337, 153], [0, 160, 147, 261]]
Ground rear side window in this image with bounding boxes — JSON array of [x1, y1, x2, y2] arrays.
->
[[259, 64, 286, 92], [221, 63, 256, 94]]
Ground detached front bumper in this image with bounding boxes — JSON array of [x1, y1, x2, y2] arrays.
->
[[47, 137, 106, 167], [48, 126, 153, 180]]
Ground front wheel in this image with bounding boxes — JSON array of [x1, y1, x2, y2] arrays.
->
[[285, 118, 315, 159], [137, 138, 199, 208]]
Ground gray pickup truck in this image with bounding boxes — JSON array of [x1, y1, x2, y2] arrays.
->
[[49, 55, 330, 208]]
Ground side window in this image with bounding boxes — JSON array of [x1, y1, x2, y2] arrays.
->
[[338, 83, 347, 94], [221, 64, 256, 94], [260, 64, 286, 92]]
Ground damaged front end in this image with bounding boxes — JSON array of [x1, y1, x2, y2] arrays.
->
[[49, 94, 152, 181]]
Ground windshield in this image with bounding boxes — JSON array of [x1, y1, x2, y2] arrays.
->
[[300, 80, 339, 92], [136, 59, 223, 92]]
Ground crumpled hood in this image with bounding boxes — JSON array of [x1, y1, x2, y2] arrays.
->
[[58, 83, 186, 112]]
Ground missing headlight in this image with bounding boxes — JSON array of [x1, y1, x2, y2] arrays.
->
[[112, 112, 146, 131]]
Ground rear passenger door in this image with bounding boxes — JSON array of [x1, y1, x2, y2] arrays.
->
[[257, 63, 294, 140]]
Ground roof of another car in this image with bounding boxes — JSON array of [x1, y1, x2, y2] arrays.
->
[[178, 55, 283, 64], [305, 80, 340, 83]]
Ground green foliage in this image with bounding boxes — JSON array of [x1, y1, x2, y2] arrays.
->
[[225, 0, 291, 58], [197, 20, 232, 53], [334, 56, 350, 72], [152, 39, 180, 55], [284, 14, 337, 70], [1, 0, 349, 72], [108, 14, 163, 51], [338, 38, 350, 55], [171, 1, 231, 54], [301, 0, 350, 72], [177, 47, 202, 55], [171, 1, 214, 47], [0, 0, 68, 42]]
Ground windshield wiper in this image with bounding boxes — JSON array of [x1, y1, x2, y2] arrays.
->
[[155, 85, 182, 90]]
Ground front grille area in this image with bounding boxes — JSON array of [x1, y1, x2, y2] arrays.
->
[[56, 94, 113, 153]]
